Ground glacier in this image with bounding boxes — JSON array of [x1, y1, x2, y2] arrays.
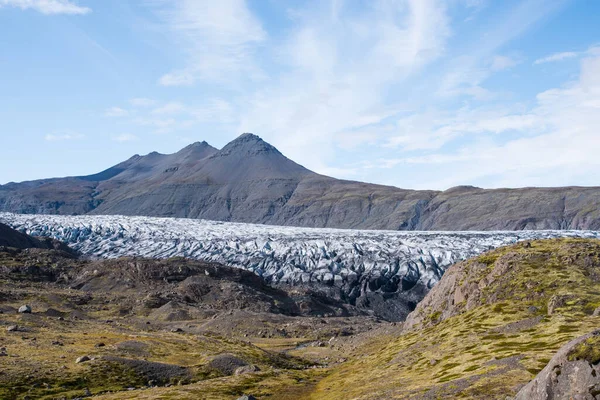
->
[[2, 212, 599, 320]]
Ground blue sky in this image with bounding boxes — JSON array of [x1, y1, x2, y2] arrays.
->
[[0, 0, 599, 190]]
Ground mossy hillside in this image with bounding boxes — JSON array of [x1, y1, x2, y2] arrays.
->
[[313, 239, 600, 399], [92, 369, 329, 400], [0, 281, 314, 400]]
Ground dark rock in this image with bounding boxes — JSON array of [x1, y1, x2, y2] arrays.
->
[[75, 355, 90, 363], [207, 354, 248, 376], [528, 306, 539, 314], [102, 356, 190, 385]]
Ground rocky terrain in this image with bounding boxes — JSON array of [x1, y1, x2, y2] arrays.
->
[[3, 222, 600, 399], [0, 224, 379, 399], [315, 238, 600, 399], [2, 213, 599, 322], [1, 133, 600, 231]]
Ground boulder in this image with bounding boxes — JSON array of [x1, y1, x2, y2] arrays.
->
[[207, 354, 248, 376], [515, 330, 600, 399], [18, 305, 32, 314], [234, 365, 260, 375]]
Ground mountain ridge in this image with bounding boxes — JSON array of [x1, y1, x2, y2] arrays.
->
[[1, 133, 600, 230]]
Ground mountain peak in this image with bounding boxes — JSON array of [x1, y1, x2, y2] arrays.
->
[[175, 141, 218, 160], [182, 140, 211, 149], [213, 133, 282, 158]]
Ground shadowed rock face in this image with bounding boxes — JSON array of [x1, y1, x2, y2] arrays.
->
[[1, 133, 600, 230], [0, 222, 75, 255]]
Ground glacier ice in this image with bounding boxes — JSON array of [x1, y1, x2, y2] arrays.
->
[[2, 212, 598, 292]]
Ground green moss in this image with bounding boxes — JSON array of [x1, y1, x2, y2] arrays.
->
[[567, 335, 600, 364]]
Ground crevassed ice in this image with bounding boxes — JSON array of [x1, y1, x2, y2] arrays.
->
[[1, 212, 598, 290]]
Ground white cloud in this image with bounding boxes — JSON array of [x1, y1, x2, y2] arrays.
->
[[151, 102, 186, 115], [376, 52, 600, 189], [45, 132, 84, 141], [111, 133, 139, 142], [192, 98, 235, 124], [436, 0, 567, 101], [152, 0, 266, 86], [132, 116, 194, 134], [490, 55, 519, 71], [237, 0, 451, 173], [534, 51, 578, 64], [104, 107, 128, 117], [129, 98, 156, 107], [0, 0, 90, 15]]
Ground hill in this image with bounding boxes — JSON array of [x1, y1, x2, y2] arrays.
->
[[1, 133, 600, 230], [0, 246, 378, 399], [4, 238, 600, 398], [312, 239, 600, 399]]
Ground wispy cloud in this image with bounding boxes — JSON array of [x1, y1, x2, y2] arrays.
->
[[111, 133, 139, 142], [151, 0, 266, 86], [375, 51, 600, 189], [151, 102, 185, 115], [45, 132, 84, 141], [129, 98, 156, 107], [534, 51, 578, 64], [490, 55, 519, 71], [0, 0, 90, 15], [236, 0, 451, 172], [104, 107, 128, 117]]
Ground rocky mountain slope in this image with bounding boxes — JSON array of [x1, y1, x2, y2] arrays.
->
[[3, 213, 598, 322], [313, 238, 600, 399], [2, 133, 600, 230]]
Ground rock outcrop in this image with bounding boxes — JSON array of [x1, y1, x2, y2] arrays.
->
[[515, 330, 600, 400], [0, 222, 76, 255]]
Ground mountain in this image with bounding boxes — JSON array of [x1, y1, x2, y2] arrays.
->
[[1, 133, 600, 230]]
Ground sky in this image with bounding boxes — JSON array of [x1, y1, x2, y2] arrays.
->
[[0, 0, 599, 190]]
